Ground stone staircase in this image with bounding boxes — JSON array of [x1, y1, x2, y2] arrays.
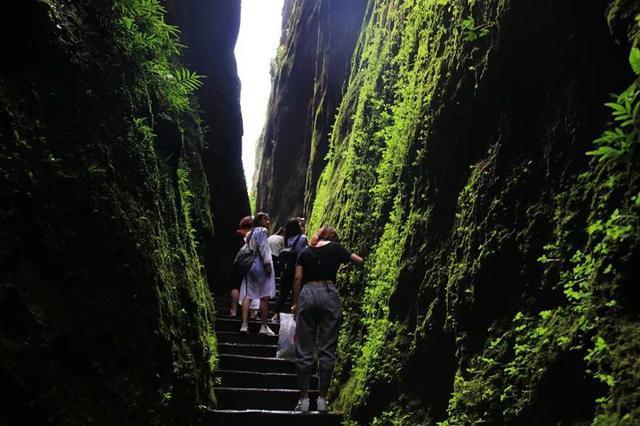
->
[[206, 282, 343, 425]]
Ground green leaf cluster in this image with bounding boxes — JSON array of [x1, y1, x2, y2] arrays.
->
[[459, 16, 492, 42], [116, 0, 203, 112], [587, 48, 640, 161]]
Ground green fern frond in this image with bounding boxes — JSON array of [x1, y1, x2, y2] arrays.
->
[[586, 146, 624, 161], [117, 0, 202, 112], [629, 47, 640, 76], [172, 67, 204, 92]]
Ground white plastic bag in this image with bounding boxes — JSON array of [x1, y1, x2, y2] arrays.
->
[[276, 313, 296, 360]]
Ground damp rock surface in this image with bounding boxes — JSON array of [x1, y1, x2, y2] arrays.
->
[[255, 0, 367, 226], [0, 1, 239, 423], [257, 0, 640, 424]]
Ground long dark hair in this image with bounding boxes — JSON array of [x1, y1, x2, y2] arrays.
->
[[284, 217, 302, 243], [253, 212, 269, 228]]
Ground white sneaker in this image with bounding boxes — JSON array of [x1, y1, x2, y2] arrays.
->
[[316, 397, 329, 413], [240, 322, 248, 333], [259, 324, 276, 336], [294, 398, 309, 413]]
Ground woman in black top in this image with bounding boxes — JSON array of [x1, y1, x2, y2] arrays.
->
[[291, 226, 363, 413]]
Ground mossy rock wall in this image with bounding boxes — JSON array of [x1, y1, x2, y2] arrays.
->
[[0, 1, 223, 423], [298, 0, 640, 424], [255, 0, 367, 226], [166, 0, 250, 288]]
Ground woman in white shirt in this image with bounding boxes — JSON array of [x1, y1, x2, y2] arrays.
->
[[239, 212, 276, 335]]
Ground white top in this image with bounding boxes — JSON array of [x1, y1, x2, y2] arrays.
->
[[239, 227, 276, 301], [267, 234, 285, 256]]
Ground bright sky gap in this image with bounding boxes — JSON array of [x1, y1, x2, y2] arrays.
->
[[235, 0, 285, 189]]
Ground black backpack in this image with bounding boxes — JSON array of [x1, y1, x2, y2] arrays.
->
[[279, 235, 302, 279], [232, 231, 256, 278]]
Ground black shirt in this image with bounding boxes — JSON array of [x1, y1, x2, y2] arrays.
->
[[296, 242, 352, 284]]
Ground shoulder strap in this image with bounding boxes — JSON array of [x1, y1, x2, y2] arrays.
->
[[246, 230, 255, 251], [291, 234, 302, 250], [285, 234, 302, 249]]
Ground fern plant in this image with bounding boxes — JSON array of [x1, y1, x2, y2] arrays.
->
[[587, 47, 640, 161], [116, 0, 203, 113], [177, 165, 198, 243], [163, 67, 204, 111]]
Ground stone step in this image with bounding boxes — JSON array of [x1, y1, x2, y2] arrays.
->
[[216, 331, 278, 345], [216, 314, 281, 323], [218, 354, 296, 374], [217, 342, 277, 357], [205, 410, 342, 425], [215, 300, 278, 313], [215, 388, 318, 411], [215, 370, 316, 389], [215, 318, 280, 333], [214, 298, 291, 313]]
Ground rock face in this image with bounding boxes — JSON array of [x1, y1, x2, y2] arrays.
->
[[261, 0, 640, 424], [0, 0, 242, 423], [254, 0, 367, 226], [166, 0, 250, 288]]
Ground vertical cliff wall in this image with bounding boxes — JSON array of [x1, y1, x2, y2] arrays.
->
[[166, 0, 249, 289], [0, 0, 235, 423], [254, 0, 366, 226], [264, 0, 640, 424]]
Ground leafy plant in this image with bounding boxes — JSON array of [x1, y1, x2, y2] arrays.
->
[[116, 0, 203, 112], [164, 67, 204, 111], [587, 48, 640, 161], [161, 391, 173, 405], [630, 46, 640, 75], [177, 165, 198, 242], [459, 16, 492, 42]]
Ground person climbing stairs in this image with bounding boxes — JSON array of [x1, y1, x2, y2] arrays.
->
[[207, 280, 343, 425]]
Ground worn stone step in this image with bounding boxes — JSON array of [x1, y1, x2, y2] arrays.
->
[[214, 293, 292, 313], [213, 293, 291, 302], [215, 318, 280, 333], [205, 410, 342, 425], [218, 354, 296, 374], [217, 342, 277, 357], [214, 298, 282, 313], [215, 388, 318, 411], [216, 314, 281, 323], [216, 331, 278, 345], [215, 370, 316, 389]]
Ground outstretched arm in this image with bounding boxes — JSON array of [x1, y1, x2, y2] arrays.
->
[[350, 253, 364, 265]]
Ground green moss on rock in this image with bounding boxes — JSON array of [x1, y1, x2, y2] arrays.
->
[[306, 0, 640, 424], [0, 0, 218, 423]]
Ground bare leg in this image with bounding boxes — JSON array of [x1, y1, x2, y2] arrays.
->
[[242, 296, 251, 325], [260, 297, 270, 326], [230, 289, 239, 316]]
